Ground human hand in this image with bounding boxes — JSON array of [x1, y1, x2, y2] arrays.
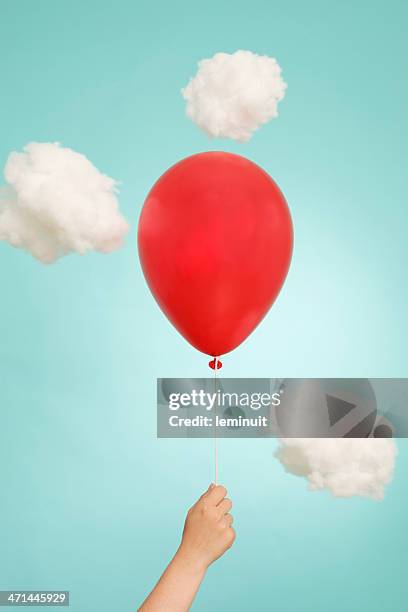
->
[[176, 484, 235, 572], [139, 484, 235, 611]]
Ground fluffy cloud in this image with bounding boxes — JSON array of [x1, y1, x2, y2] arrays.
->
[[0, 142, 129, 264], [275, 438, 397, 500], [182, 50, 287, 142]]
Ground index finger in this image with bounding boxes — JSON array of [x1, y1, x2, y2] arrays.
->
[[207, 484, 227, 506]]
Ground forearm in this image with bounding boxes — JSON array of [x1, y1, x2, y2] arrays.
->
[[138, 547, 206, 612]]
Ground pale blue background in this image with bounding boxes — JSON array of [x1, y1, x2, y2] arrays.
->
[[0, 1, 407, 610]]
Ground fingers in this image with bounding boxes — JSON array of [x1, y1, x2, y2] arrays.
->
[[217, 498, 232, 516], [223, 513, 233, 527], [207, 484, 227, 506], [199, 483, 215, 501], [227, 527, 236, 548]]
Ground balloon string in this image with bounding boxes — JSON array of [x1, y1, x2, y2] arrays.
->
[[214, 360, 218, 485], [208, 356, 222, 484], [208, 357, 222, 484]]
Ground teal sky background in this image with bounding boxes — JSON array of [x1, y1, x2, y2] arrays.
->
[[0, 0, 407, 610]]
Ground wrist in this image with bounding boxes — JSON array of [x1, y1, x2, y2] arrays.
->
[[174, 544, 209, 576]]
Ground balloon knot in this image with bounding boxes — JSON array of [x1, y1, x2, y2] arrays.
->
[[209, 357, 222, 370]]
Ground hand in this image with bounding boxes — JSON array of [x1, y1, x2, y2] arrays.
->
[[139, 484, 235, 611], [176, 484, 235, 572]]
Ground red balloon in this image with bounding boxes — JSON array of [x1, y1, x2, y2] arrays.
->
[[138, 152, 293, 357]]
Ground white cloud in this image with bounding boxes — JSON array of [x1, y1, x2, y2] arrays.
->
[[275, 438, 397, 500], [0, 142, 129, 264], [182, 50, 287, 142]]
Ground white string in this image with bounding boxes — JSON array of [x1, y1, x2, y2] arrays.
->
[[214, 357, 219, 484]]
